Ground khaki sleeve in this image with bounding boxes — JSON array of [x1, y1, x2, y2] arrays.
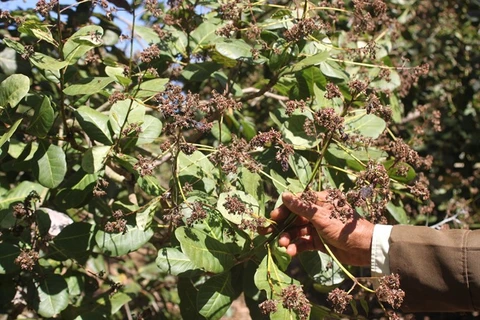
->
[[389, 225, 480, 312]]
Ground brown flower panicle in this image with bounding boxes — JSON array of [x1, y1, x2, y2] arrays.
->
[[186, 202, 207, 226], [259, 299, 278, 315], [327, 288, 353, 314], [284, 18, 321, 43], [15, 249, 39, 271], [280, 284, 311, 320], [376, 274, 405, 309], [326, 189, 355, 223]]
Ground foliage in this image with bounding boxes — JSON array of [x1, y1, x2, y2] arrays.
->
[[0, 0, 477, 319]]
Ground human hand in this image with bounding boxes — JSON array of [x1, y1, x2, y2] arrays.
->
[[265, 191, 374, 266]]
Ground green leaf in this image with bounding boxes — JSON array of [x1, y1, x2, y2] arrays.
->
[[134, 25, 160, 44], [178, 151, 218, 194], [63, 25, 104, 64], [95, 226, 154, 256], [64, 77, 114, 96], [105, 66, 131, 87], [54, 170, 99, 209], [279, 113, 319, 148], [319, 60, 349, 80], [134, 78, 169, 99], [27, 96, 54, 138], [178, 278, 206, 320], [19, 20, 57, 46], [345, 112, 386, 138], [175, 227, 235, 274], [0, 47, 18, 75], [254, 252, 298, 295], [52, 222, 95, 261], [191, 21, 222, 52], [109, 99, 145, 136], [81, 146, 111, 173], [35, 274, 69, 318], [384, 159, 416, 183], [216, 191, 262, 226], [197, 272, 236, 320], [33, 142, 67, 189], [215, 39, 253, 61], [136, 196, 161, 230], [295, 66, 327, 99], [181, 62, 222, 81], [386, 201, 409, 224], [0, 74, 30, 108], [0, 118, 22, 149], [299, 251, 345, 289], [288, 153, 312, 188], [137, 115, 162, 145], [327, 143, 387, 163], [0, 181, 46, 211], [288, 50, 330, 73], [75, 106, 113, 145], [238, 167, 264, 214], [0, 243, 21, 274], [156, 247, 200, 276]]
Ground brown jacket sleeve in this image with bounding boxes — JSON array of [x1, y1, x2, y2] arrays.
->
[[389, 225, 480, 312]]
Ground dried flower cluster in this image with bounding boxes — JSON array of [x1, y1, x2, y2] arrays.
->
[[348, 160, 392, 223], [104, 210, 127, 233], [35, 0, 58, 17], [185, 202, 207, 226], [284, 18, 321, 43], [93, 177, 109, 197], [327, 288, 353, 314], [285, 99, 307, 116], [280, 284, 311, 320], [388, 138, 432, 170], [134, 155, 157, 177], [223, 195, 265, 232], [15, 249, 39, 271], [259, 299, 278, 315], [326, 189, 355, 222], [376, 274, 405, 309]]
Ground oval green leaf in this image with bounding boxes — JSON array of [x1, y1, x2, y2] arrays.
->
[[95, 226, 154, 256], [175, 227, 235, 274], [33, 142, 67, 189], [0, 74, 30, 108], [197, 272, 235, 320]]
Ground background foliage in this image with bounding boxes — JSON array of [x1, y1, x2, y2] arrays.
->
[[0, 0, 478, 319]]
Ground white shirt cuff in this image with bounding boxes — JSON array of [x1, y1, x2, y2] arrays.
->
[[370, 224, 393, 276]]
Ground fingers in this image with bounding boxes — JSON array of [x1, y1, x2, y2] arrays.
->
[[282, 192, 330, 221]]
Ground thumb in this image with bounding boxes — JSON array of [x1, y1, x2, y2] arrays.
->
[[281, 192, 319, 221]]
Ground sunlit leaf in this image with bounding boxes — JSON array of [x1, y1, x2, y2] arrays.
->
[[156, 247, 200, 276], [63, 25, 104, 64], [175, 227, 235, 274], [81, 146, 111, 173], [109, 99, 145, 136], [27, 96, 54, 138], [95, 226, 154, 256], [75, 106, 113, 145], [136, 196, 161, 230], [0, 118, 22, 149], [19, 20, 57, 46], [0, 74, 30, 108], [33, 141, 67, 189], [35, 274, 69, 318], [64, 77, 114, 96], [197, 272, 236, 320], [345, 112, 386, 138], [137, 115, 162, 145]]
